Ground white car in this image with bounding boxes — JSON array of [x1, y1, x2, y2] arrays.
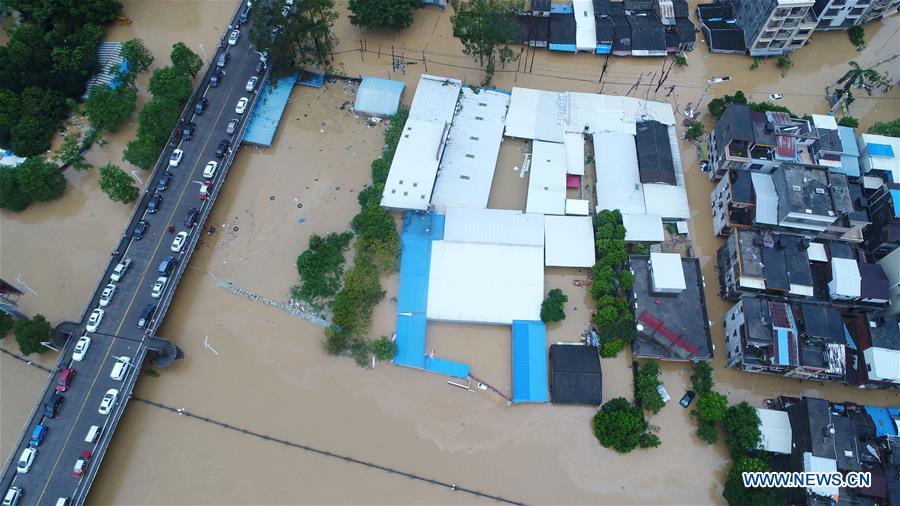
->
[[169, 149, 184, 167], [282, 5, 291, 16], [769, 93, 784, 101], [151, 276, 168, 298], [245, 76, 259, 92], [110, 356, 131, 381], [98, 389, 118, 415], [86, 308, 104, 332], [99, 284, 116, 307], [16, 447, 35, 473], [228, 29, 240, 46], [171, 231, 188, 252], [110, 258, 132, 282], [235, 97, 249, 114], [203, 160, 218, 179], [72, 335, 91, 361]]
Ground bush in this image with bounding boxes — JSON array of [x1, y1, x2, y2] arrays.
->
[[540, 288, 568, 322], [695, 391, 728, 422], [848, 26, 865, 50], [685, 121, 705, 141], [13, 314, 51, 356], [635, 360, 664, 414], [592, 397, 659, 453], [749, 101, 795, 117], [724, 402, 762, 459], [294, 232, 353, 308], [352, 203, 400, 272], [371, 336, 397, 361], [674, 54, 687, 67], [599, 338, 626, 358], [838, 116, 859, 128], [350, 337, 371, 367], [776, 55, 792, 74], [330, 258, 385, 338], [324, 326, 350, 356], [869, 118, 900, 137], [0, 312, 13, 338], [690, 361, 714, 394], [697, 419, 719, 444]]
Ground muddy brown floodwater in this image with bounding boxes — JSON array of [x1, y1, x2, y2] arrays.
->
[[1, 0, 899, 504]]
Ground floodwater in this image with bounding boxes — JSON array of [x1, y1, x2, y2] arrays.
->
[[1, 0, 899, 504]]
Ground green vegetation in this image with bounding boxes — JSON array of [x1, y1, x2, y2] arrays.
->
[[749, 57, 760, 71], [837, 116, 859, 128], [723, 457, 786, 506], [690, 360, 713, 394], [634, 360, 664, 414], [708, 90, 747, 118], [723, 402, 762, 459], [685, 121, 705, 141], [148, 66, 193, 103], [121, 39, 154, 73], [0, 157, 67, 211], [349, 0, 419, 31], [590, 210, 635, 358], [837, 61, 894, 95], [293, 232, 353, 309], [13, 314, 51, 356], [592, 397, 660, 453], [86, 84, 137, 133], [450, 0, 522, 87], [848, 26, 866, 51], [0, 312, 13, 339], [54, 133, 91, 172], [98, 163, 139, 204], [371, 336, 398, 361], [869, 118, 900, 137], [673, 54, 687, 67], [170, 42, 203, 78], [748, 101, 795, 117], [696, 391, 727, 422], [776, 55, 792, 76], [248, 0, 338, 77], [540, 288, 568, 323]]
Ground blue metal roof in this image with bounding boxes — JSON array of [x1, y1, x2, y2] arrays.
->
[[511, 320, 549, 403], [243, 74, 298, 147], [354, 77, 404, 118], [891, 190, 900, 218], [869, 143, 896, 158], [837, 127, 859, 156], [865, 406, 899, 437]]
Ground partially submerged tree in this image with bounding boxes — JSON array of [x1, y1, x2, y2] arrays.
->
[[121, 38, 154, 73], [170, 42, 203, 77], [349, 0, 418, 31], [540, 288, 568, 322], [86, 84, 138, 133], [99, 163, 139, 204], [450, 0, 522, 86], [723, 402, 762, 459], [592, 397, 660, 453], [249, 0, 339, 76], [635, 360, 664, 414], [15, 157, 66, 203], [837, 61, 894, 95], [14, 314, 51, 356], [869, 118, 900, 138], [54, 134, 91, 172]]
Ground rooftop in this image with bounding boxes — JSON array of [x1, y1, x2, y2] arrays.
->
[[354, 77, 404, 118], [549, 344, 603, 405], [627, 14, 667, 52], [772, 164, 835, 219], [635, 120, 676, 185]]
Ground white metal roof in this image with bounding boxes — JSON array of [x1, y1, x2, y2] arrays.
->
[[803, 453, 839, 498], [430, 88, 510, 212], [526, 140, 568, 215], [863, 347, 900, 383], [443, 207, 544, 247], [622, 214, 664, 242], [594, 132, 646, 214], [811, 114, 838, 131], [860, 133, 900, 179], [408, 74, 462, 122], [544, 215, 596, 267], [829, 257, 861, 299], [505, 87, 565, 142], [649, 252, 686, 291], [565, 199, 590, 215], [756, 408, 792, 454], [751, 173, 779, 225], [573, 0, 597, 51], [564, 132, 585, 175], [643, 184, 690, 220], [427, 240, 544, 325], [807, 242, 828, 262]]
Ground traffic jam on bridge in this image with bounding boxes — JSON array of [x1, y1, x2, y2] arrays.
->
[[2, 2, 268, 504]]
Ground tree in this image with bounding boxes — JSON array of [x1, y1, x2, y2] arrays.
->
[[593, 295, 633, 330], [674, 54, 687, 67], [170, 42, 203, 78], [98, 163, 138, 203], [591, 264, 617, 299], [690, 361, 714, 394], [13, 314, 51, 356], [149, 66, 193, 103], [86, 84, 137, 132], [0, 312, 14, 338], [708, 90, 747, 118], [635, 360, 664, 414], [54, 134, 91, 172], [723, 402, 762, 459], [7, 0, 122, 27], [776, 55, 792, 75], [371, 336, 397, 361], [0, 90, 19, 147], [592, 397, 659, 453], [122, 38, 154, 73], [697, 419, 719, 444], [837, 116, 859, 128], [0, 166, 31, 211], [599, 338, 626, 358], [136, 96, 182, 146], [348, 0, 418, 31], [695, 391, 727, 422], [450, 0, 522, 86], [15, 157, 66, 202], [248, 0, 338, 76], [352, 203, 400, 272], [294, 232, 353, 308], [330, 258, 385, 338], [540, 288, 568, 322], [848, 26, 865, 50], [870, 118, 900, 137], [723, 457, 786, 506], [123, 135, 163, 170], [837, 61, 894, 95], [685, 121, 705, 141], [748, 101, 794, 116]]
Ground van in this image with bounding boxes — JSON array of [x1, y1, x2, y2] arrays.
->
[[109, 357, 130, 381], [158, 256, 177, 276], [2, 487, 21, 506], [84, 425, 101, 443]]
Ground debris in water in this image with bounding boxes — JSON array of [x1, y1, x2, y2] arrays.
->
[[269, 196, 275, 201], [297, 218, 306, 224]]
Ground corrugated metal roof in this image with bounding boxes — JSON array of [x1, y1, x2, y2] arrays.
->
[[573, 0, 597, 50], [544, 215, 596, 267], [527, 140, 568, 215], [564, 132, 585, 175], [829, 257, 862, 299], [623, 213, 664, 242], [443, 207, 544, 246], [512, 321, 549, 403], [643, 183, 689, 220], [751, 173, 778, 225], [354, 77, 404, 117], [756, 408, 792, 454], [594, 132, 646, 214]]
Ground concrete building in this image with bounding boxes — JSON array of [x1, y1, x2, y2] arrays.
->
[[697, 3, 747, 53], [864, 183, 900, 256], [716, 228, 815, 300], [725, 0, 818, 56], [813, 0, 877, 29], [844, 313, 900, 389], [860, 0, 900, 23], [878, 245, 900, 315]]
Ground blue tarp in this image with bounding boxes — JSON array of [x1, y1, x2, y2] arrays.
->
[[108, 60, 130, 90], [354, 77, 404, 117], [596, 45, 612, 54], [842, 324, 857, 350], [776, 329, 790, 366], [243, 74, 298, 147], [551, 4, 573, 13], [869, 143, 896, 158], [865, 406, 900, 437], [891, 190, 900, 218], [511, 320, 549, 403]]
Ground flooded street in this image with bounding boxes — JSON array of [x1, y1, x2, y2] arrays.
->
[[1, 0, 899, 504]]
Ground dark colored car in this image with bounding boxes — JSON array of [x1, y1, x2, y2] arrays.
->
[[216, 52, 230, 68], [184, 207, 199, 228], [194, 97, 208, 115], [239, 4, 251, 24], [132, 220, 149, 240], [215, 139, 231, 158], [43, 393, 63, 418], [157, 171, 173, 192], [255, 59, 266, 75], [147, 194, 162, 214], [158, 255, 178, 275], [210, 69, 222, 87], [226, 118, 239, 135], [56, 368, 75, 392], [137, 304, 155, 329], [183, 122, 196, 141], [679, 390, 696, 408]]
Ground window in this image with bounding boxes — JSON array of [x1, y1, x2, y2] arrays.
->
[[825, 8, 841, 16], [749, 163, 763, 171], [774, 8, 789, 17], [791, 39, 804, 46], [762, 30, 777, 39], [849, 7, 865, 14], [798, 29, 811, 36]]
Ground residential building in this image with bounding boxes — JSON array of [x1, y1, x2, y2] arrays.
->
[[859, 133, 900, 182], [549, 344, 603, 405], [813, 0, 875, 29], [844, 313, 900, 389], [724, 0, 818, 56], [697, 3, 747, 53], [860, 0, 900, 23], [878, 244, 900, 315], [627, 13, 668, 56], [864, 182, 900, 256], [716, 228, 815, 300]]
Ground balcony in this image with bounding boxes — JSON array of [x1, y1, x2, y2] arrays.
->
[[726, 141, 750, 160]]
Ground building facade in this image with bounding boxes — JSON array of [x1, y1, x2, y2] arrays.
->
[[813, 0, 876, 29], [725, 0, 818, 56]]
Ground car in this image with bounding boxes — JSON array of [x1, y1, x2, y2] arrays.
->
[[184, 207, 199, 228], [72, 335, 91, 361], [157, 171, 173, 192], [281, 5, 291, 16], [110, 258, 132, 282], [98, 389, 118, 415], [769, 93, 784, 101], [239, 4, 251, 24], [72, 450, 92, 478], [132, 219, 149, 240], [171, 231, 188, 252], [147, 193, 162, 214], [235, 97, 249, 114], [56, 367, 75, 392], [16, 447, 36, 473], [2, 488, 21, 506], [203, 160, 218, 179], [30, 424, 47, 447], [210, 69, 222, 87], [215, 139, 231, 158], [110, 356, 130, 381], [169, 149, 184, 168], [245, 76, 259, 92], [99, 283, 116, 307], [86, 308, 104, 332], [285, 0, 294, 5], [216, 52, 230, 68], [55, 498, 70, 506], [679, 390, 696, 408], [255, 59, 266, 75], [137, 304, 155, 329], [151, 276, 168, 298], [227, 29, 240, 46], [198, 182, 210, 200], [43, 393, 63, 418], [183, 122, 196, 141], [158, 256, 178, 275], [226, 118, 239, 135], [656, 384, 671, 403], [194, 97, 208, 115]]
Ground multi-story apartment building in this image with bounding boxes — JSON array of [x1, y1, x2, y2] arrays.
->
[[725, 0, 818, 56], [813, 0, 877, 29], [860, 0, 900, 23]]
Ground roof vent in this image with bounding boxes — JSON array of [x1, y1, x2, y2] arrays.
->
[[793, 185, 802, 192]]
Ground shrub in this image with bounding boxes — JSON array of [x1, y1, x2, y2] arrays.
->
[[848, 26, 865, 50], [540, 288, 568, 322], [685, 121, 705, 141], [371, 336, 397, 361], [869, 118, 900, 137], [592, 397, 659, 453], [294, 232, 353, 308], [635, 360, 664, 414], [697, 419, 719, 444], [838, 116, 859, 128], [695, 391, 728, 422], [599, 338, 626, 358], [674, 54, 687, 67], [690, 361, 714, 394]]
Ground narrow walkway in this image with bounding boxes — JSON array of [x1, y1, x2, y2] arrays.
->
[[216, 280, 330, 328]]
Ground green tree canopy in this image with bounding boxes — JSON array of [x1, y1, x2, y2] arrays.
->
[[149, 66, 193, 103], [635, 360, 664, 414], [122, 38, 154, 73], [695, 391, 728, 422], [6, 0, 122, 28], [724, 402, 762, 459], [707, 90, 747, 118], [249, 0, 338, 76], [0, 312, 14, 338], [450, 0, 522, 85], [123, 135, 163, 170], [697, 419, 719, 444], [592, 397, 660, 453], [351, 203, 400, 272], [349, 0, 418, 31], [13, 314, 51, 356], [86, 84, 137, 132], [869, 118, 900, 137], [371, 336, 398, 361], [54, 134, 91, 172], [690, 361, 714, 394], [98, 163, 139, 204], [837, 61, 893, 95], [540, 288, 568, 322], [293, 232, 353, 308], [723, 457, 786, 506], [136, 96, 182, 145], [16, 157, 66, 202], [330, 258, 385, 337], [170, 42, 203, 77], [837, 116, 859, 128], [685, 121, 705, 141], [0, 166, 31, 211]]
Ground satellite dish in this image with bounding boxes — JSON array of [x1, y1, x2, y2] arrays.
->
[[636, 324, 645, 332]]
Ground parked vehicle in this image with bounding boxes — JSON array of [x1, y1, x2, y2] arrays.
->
[[72, 450, 92, 478], [679, 390, 696, 408], [210, 69, 222, 87], [2, 487, 21, 506], [84, 425, 101, 443], [194, 97, 208, 115], [203, 160, 218, 179], [227, 29, 240, 46], [30, 424, 47, 447], [216, 53, 230, 68], [99, 284, 116, 307], [226, 118, 239, 135], [657, 384, 671, 403], [16, 447, 35, 473], [215, 139, 230, 158], [245, 76, 259, 92], [86, 308, 104, 332], [151, 276, 168, 298], [157, 171, 173, 192], [72, 335, 91, 361], [147, 193, 162, 214], [43, 393, 63, 418], [110, 258, 132, 282], [55, 498, 69, 506], [769, 93, 784, 101], [255, 60, 266, 75], [184, 207, 199, 228], [98, 389, 118, 415], [110, 356, 130, 381], [235, 97, 249, 114], [198, 182, 210, 200], [137, 304, 155, 329], [56, 368, 75, 392], [239, 5, 251, 24], [183, 122, 196, 141], [132, 220, 149, 240], [171, 231, 188, 252], [169, 149, 183, 167]]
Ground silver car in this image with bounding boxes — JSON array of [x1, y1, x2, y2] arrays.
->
[[226, 118, 239, 135]]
